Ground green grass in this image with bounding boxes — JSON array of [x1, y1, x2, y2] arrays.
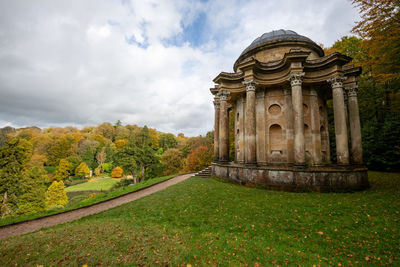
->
[[1, 171, 399, 266], [0, 174, 177, 227], [65, 177, 119, 192]]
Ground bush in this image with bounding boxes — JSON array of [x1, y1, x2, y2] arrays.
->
[[111, 166, 123, 178], [111, 178, 134, 190]]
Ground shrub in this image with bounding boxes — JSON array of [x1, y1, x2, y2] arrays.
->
[[111, 166, 123, 178], [45, 180, 68, 209]]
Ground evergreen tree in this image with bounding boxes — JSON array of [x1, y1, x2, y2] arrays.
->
[[45, 180, 68, 209], [0, 138, 32, 217], [17, 166, 47, 215]]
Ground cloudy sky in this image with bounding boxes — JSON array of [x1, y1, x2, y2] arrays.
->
[[0, 0, 361, 136]]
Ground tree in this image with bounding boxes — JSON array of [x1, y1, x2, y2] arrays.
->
[[114, 143, 137, 180], [66, 155, 83, 176], [45, 180, 68, 209], [159, 133, 178, 151], [0, 138, 32, 217], [96, 147, 107, 167], [184, 145, 213, 172], [17, 166, 47, 215], [75, 162, 90, 178], [53, 159, 72, 181], [352, 0, 400, 81], [47, 137, 72, 166], [161, 148, 184, 175], [111, 166, 123, 178], [115, 139, 127, 150]]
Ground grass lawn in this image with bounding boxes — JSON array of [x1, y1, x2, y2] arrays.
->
[[65, 177, 119, 192], [0, 174, 177, 227], [1, 171, 399, 266]]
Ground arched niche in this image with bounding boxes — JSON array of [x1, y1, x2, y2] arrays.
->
[[269, 124, 283, 161]]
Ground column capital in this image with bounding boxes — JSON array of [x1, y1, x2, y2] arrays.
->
[[327, 75, 347, 89], [213, 100, 220, 109], [243, 79, 258, 92], [345, 85, 358, 97], [288, 72, 305, 86], [217, 90, 230, 101]]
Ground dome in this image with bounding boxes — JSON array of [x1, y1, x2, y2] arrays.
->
[[241, 29, 315, 55], [234, 29, 324, 71]]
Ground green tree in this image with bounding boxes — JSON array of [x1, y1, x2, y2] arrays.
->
[[75, 162, 90, 178], [66, 155, 82, 176], [159, 133, 178, 151], [0, 138, 32, 217], [17, 166, 47, 215], [53, 158, 72, 181], [161, 148, 184, 175], [45, 180, 68, 209], [114, 143, 137, 179]]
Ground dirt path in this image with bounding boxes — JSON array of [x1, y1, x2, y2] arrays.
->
[[0, 174, 194, 240]]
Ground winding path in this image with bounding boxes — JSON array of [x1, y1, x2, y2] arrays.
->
[[0, 173, 194, 240]]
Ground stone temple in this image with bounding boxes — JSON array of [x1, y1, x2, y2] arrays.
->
[[210, 29, 369, 192]]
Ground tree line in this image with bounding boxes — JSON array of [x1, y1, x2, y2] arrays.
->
[[0, 122, 213, 217]]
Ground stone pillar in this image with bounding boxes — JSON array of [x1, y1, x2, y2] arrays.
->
[[256, 90, 266, 164], [243, 79, 258, 165], [346, 85, 363, 164], [328, 75, 349, 165], [288, 72, 305, 165], [284, 87, 294, 163], [213, 98, 220, 161], [310, 88, 322, 165], [218, 90, 230, 162]]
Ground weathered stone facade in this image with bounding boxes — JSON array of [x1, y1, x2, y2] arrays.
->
[[210, 30, 368, 192]]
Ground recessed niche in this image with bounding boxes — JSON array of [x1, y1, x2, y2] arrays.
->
[[268, 104, 281, 116]]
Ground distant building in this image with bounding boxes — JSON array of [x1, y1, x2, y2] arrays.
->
[[211, 30, 368, 192]]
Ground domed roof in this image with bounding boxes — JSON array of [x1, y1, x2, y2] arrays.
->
[[241, 29, 316, 55]]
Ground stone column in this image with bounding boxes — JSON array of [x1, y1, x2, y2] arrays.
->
[[284, 87, 294, 163], [310, 88, 322, 165], [288, 72, 305, 165], [213, 98, 220, 161], [243, 79, 258, 165], [256, 90, 266, 164], [346, 85, 363, 164], [218, 90, 230, 162], [328, 75, 349, 165]]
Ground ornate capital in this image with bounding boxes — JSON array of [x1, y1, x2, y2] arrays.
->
[[345, 85, 358, 97], [217, 90, 230, 101], [242, 79, 258, 92], [327, 75, 347, 89], [288, 72, 305, 86]]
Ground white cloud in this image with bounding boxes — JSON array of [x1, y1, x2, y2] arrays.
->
[[0, 0, 360, 136]]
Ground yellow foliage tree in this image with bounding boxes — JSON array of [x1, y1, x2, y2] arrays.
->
[[111, 166, 123, 178], [45, 180, 68, 209], [75, 162, 90, 178]]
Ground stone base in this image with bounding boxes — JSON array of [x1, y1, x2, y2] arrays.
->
[[212, 162, 369, 192]]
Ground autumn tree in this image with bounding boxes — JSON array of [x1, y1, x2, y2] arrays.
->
[[111, 166, 123, 178], [53, 158, 72, 181], [184, 145, 213, 172], [352, 0, 400, 81], [17, 166, 47, 215], [0, 138, 32, 217], [75, 162, 90, 178], [161, 148, 183, 175], [45, 180, 68, 209]]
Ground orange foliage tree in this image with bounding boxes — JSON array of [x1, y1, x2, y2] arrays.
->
[[111, 166, 123, 178], [184, 145, 213, 172]]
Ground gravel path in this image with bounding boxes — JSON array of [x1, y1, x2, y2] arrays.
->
[[0, 174, 193, 240]]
